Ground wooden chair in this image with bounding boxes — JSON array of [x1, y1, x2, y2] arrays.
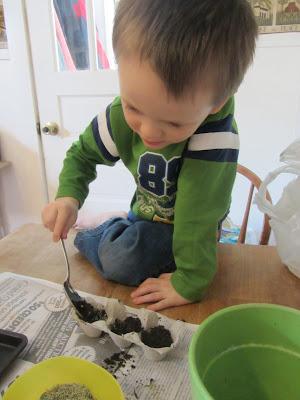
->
[[218, 164, 272, 245]]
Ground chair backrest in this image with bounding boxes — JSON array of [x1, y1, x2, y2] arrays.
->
[[236, 164, 272, 245]]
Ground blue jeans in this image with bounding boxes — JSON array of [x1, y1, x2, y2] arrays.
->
[[74, 211, 227, 287], [74, 215, 176, 286]]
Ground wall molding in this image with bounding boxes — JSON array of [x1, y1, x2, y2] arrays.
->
[[258, 32, 300, 48]]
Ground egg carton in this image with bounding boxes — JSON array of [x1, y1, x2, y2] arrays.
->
[[71, 297, 181, 361]]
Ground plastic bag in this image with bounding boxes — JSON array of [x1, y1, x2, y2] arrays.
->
[[254, 138, 300, 278]]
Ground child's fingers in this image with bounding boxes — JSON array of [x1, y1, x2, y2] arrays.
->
[[146, 299, 170, 312], [131, 279, 158, 298], [41, 205, 57, 232], [42, 200, 78, 241], [132, 277, 159, 292], [132, 291, 163, 305], [52, 211, 70, 242], [61, 215, 76, 239], [60, 230, 68, 240]]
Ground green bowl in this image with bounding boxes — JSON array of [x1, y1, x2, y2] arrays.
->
[[189, 303, 300, 400]]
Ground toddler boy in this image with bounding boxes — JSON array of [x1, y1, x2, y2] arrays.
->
[[42, 0, 258, 311]]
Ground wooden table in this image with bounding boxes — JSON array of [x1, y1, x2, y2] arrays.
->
[[0, 223, 299, 324]]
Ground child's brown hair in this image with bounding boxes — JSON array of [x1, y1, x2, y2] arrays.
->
[[113, 0, 258, 106]]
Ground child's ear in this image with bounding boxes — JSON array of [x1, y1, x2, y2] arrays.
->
[[210, 90, 238, 114], [210, 100, 228, 114]]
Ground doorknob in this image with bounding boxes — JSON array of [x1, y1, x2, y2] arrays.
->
[[42, 122, 59, 135]]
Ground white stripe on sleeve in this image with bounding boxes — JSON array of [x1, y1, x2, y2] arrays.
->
[[188, 132, 240, 151], [97, 110, 119, 157]]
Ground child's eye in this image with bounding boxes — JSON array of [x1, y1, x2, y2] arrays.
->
[[169, 122, 182, 129], [125, 104, 138, 113]]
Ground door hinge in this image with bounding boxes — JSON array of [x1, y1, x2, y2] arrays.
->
[[36, 121, 41, 136]]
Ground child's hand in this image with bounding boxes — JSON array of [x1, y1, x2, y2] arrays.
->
[[42, 197, 79, 242], [131, 273, 193, 311]]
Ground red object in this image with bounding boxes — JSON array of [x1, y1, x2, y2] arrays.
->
[[73, 0, 110, 69]]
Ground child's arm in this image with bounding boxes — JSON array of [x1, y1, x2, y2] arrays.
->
[[131, 162, 237, 310], [43, 103, 122, 241], [42, 197, 79, 242], [132, 98, 238, 310], [131, 273, 193, 311], [131, 166, 235, 311]]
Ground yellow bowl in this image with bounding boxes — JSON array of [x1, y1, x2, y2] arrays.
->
[[2, 356, 124, 400]]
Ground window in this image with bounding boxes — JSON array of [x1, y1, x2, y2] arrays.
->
[[52, 0, 118, 71]]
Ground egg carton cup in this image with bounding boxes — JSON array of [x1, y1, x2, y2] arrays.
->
[[71, 296, 107, 338], [132, 310, 182, 361], [94, 298, 135, 348], [71, 296, 181, 360]]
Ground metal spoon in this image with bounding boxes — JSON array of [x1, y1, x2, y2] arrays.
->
[[60, 238, 84, 319]]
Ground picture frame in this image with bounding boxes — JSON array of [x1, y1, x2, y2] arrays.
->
[[248, 0, 300, 34], [0, 0, 9, 59]]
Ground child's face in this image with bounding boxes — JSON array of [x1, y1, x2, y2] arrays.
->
[[118, 54, 218, 150]]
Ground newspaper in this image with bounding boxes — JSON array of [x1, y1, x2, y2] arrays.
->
[[0, 272, 199, 399]]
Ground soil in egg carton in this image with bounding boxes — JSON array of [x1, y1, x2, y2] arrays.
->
[[74, 299, 107, 323]]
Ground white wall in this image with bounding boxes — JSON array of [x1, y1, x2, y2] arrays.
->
[[230, 33, 300, 241], [0, 1, 299, 240], [0, 0, 45, 237], [237, 34, 300, 181]]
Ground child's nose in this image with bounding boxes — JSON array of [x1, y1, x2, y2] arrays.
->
[[140, 119, 162, 140]]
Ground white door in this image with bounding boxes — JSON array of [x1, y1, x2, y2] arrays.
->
[[25, 0, 135, 216]]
